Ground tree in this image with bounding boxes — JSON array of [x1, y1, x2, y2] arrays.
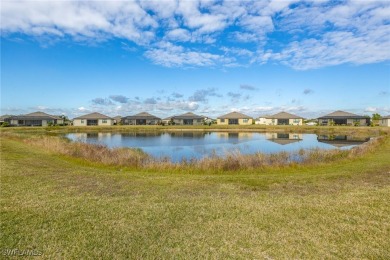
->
[[372, 113, 381, 120]]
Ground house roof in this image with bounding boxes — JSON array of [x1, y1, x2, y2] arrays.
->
[[73, 112, 113, 120], [268, 111, 303, 119], [172, 112, 203, 120], [382, 115, 390, 119], [217, 111, 252, 119], [318, 110, 369, 119], [123, 112, 161, 120], [8, 111, 61, 120]]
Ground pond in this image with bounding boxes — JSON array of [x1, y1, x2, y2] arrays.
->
[[65, 132, 371, 162]]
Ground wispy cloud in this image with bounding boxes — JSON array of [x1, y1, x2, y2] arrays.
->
[[144, 98, 158, 105], [189, 88, 221, 103], [303, 89, 314, 95], [227, 92, 242, 102], [240, 84, 258, 91], [109, 95, 129, 103], [91, 98, 113, 106]]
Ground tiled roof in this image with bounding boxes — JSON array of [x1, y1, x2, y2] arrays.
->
[[123, 112, 161, 120], [318, 110, 369, 119], [8, 111, 61, 120], [217, 111, 252, 119], [73, 112, 113, 120], [172, 112, 203, 120], [268, 111, 303, 119]]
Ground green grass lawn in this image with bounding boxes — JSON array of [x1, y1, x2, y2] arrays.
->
[[1, 132, 390, 258]]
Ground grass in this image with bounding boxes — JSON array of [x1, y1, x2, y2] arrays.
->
[[1, 129, 390, 258]]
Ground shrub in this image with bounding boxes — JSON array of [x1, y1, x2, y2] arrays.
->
[[1, 122, 10, 127]]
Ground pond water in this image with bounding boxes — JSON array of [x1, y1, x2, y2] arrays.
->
[[65, 132, 370, 162]]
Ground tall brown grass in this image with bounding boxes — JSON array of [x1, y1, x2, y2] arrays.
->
[[8, 133, 383, 172], [23, 135, 149, 167]]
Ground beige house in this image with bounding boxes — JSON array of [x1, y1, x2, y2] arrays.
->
[[162, 117, 172, 125], [255, 115, 271, 125], [73, 112, 114, 126], [258, 112, 304, 125], [318, 110, 370, 126], [171, 112, 204, 125], [113, 116, 122, 125], [122, 112, 161, 125], [4, 111, 64, 126], [217, 111, 253, 125], [379, 115, 390, 127]]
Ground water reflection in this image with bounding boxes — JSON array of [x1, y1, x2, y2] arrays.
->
[[66, 132, 370, 162], [265, 133, 303, 145], [317, 135, 370, 148]]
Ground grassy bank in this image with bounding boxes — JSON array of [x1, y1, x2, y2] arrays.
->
[[1, 133, 390, 258]]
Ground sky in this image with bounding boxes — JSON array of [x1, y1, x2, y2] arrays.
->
[[1, 0, 390, 119]]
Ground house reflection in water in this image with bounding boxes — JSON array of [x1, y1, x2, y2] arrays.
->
[[265, 133, 303, 145], [317, 135, 370, 148], [215, 132, 253, 139], [70, 132, 114, 141]]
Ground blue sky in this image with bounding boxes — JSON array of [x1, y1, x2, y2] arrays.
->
[[1, 0, 389, 119]]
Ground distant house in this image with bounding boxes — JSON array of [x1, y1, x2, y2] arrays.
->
[[317, 110, 370, 126], [0, 115, 12, 124], [379, 115, 390, 127], [258, 112, 304, 125], [73, 112, 113, 126], [217, 111, 253, 125], [171, 112, 204, 125], [113, 116, 122, 125], [162, 117, 172, 125], [201, 115, 215, 124], [122, 112, 161, 125], [4, 112, 64, 126], [255, 115, 271, 125]]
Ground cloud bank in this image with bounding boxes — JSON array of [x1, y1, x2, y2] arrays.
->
[[2, 0, 390, 70]]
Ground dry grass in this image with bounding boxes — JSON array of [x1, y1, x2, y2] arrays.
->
[[23, 135, 149, 167], [4, 132, 384, 172]]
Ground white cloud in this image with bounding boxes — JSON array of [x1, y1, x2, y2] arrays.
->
[[165, 28, 191, 42], [1, 0, 390, 69], [365, 107, 377, 112], [144, 41, 229, 67]]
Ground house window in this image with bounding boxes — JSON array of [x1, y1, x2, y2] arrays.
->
[[197, 119, 202, 122], [81, 120, 84, 124], [293, 119, 300, 123], [102, 120, 107, 123], [243, 119, 248, 123], [220, 119, 225, 123]]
